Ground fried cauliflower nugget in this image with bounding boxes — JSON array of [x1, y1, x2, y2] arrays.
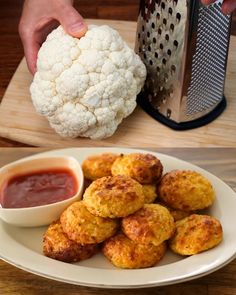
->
[[158, 170, 215, 211], [111, 153, 163, 184], [122, 204, 175, 246], [167, 208, 192, 222], [60, 201, 119, 244], [83, 175, 145, 218], [103, 233, 166, 269], [43, 220, 98, 262], [142, 184, 158, 204], [169, 214, 223, 255], [157, 202, 192, 221], [82, 153, 119, 181]]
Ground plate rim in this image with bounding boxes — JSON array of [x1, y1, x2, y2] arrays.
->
[[1, 253, 235, 289]]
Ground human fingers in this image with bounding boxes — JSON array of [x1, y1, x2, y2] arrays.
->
[[19, 19, 59, 74], [221, 0, 236, 14], [55, 2, 87, 38], [19, 22, 39, 74], [201, 0, 215, 6], [22, 36, 40, 74]]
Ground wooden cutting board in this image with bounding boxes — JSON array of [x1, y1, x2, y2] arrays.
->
[[0, 19, 236, 147]]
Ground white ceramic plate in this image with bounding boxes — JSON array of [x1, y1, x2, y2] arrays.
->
[[0, 148, 236, 289]]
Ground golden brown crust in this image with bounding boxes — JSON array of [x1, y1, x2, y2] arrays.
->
[[168, 208, 192, 222], [122, 204, 175, 246], [142, 184, 158, 204], [60, 201, 119, 244], [156, 202, 192, 221], [82, 153, 119, 181], [103, 233, 166, 269], [43, 220, 98, 262], [158, 170, 215, 211], [111, 153, 163, 184], [83, 175, 145, 218], [169, 214, 223, 255]]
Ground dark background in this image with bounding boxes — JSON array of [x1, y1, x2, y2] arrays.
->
[[0, 0, 235, 146]]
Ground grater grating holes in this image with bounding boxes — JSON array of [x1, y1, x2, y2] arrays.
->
[[170, 23, 175, 32], [176, 13, 181, 22], [167, 109, 171, 118], [173, 40, 178, 48], [171, 65, 176, 74], [161, 2, 165, 9], [187, 3, 231, 115], [137, 0, 184, 111]]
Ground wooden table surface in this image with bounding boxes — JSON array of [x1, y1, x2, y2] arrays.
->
[[0, 147, 235, 295], [0, 19, 236, 148], [0, 0, 236, 147]]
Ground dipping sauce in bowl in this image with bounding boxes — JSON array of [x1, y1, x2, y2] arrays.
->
[[0, 155, 84, 227], [1, 169, 78, 209]]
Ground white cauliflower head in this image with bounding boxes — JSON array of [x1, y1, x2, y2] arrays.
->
[[30, 25, 146, 139]]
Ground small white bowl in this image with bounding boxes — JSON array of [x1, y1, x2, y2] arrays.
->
[[0, 156, 84, 227]]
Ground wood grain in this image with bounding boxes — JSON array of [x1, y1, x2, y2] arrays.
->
[[0, 19, 235, 148], [0, 0, 236, 146], [0, 147, 235, 295]]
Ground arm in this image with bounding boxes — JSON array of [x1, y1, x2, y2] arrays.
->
[[19, 0, 87, 74]]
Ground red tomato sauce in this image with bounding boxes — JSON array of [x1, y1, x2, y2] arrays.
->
[[0, 169, 78, 208]]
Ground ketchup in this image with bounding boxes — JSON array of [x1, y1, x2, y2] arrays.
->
[[0, 169, 78, 208]]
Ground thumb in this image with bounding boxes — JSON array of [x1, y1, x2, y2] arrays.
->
[[57, 5, 87, 38]]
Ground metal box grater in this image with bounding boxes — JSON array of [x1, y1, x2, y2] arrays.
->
[[135, 0, 232, 129]]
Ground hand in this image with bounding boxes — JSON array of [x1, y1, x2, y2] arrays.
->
[[19, 0, 87, 74], [201, 0, 236, 15]]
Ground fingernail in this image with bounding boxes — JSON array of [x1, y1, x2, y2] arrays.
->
[[69, 22, 86, 33]]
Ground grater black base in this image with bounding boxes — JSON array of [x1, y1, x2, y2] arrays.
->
[[137, 95, 227, 131]]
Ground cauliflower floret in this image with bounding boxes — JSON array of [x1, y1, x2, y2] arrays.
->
[[30, 25, 146, 139]]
